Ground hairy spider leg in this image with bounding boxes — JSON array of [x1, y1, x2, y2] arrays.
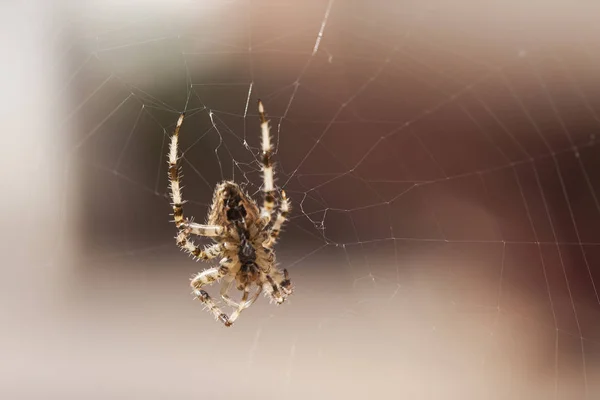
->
[[220, 276, 241, 308], [191, 258, 236, 326], [280, 268, 293, 295], [243, 285, 263, 309], [221, 277, 263, 309], [258, 100, 278, 225], [185, 223, 223, 237], [167, 114, 186, 227], [177, 239, 223, 261], [168, 113, 225, 259], [226, 285, 251, 326], [263, 190, 290, 248], [264, 274, 285, 304], [220, 283, 263, 327]]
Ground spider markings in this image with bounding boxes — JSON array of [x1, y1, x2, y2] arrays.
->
[[259, 100, 276, 217], [167, 100, 293, 327]]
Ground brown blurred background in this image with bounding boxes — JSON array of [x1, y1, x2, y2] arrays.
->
[[3, 0, 600, 399]]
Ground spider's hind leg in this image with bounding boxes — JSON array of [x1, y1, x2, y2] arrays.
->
[[194, 289, 233, 327], [191, 258, 236, 326], [226, 285, 251, 326], [220, 276, 241, 308], [224, 283, 263, 325], [168, 113, 226, 258]]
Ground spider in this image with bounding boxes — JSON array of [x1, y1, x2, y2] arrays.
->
[[167, 100, 293, 327]]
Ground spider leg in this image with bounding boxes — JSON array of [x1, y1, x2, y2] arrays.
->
[[263, 190, 290, 247], [191, 263, 228, 290], [225, 285, 251, 326], [194, 289, 233, 326], [279, 268, 293, 296], [221, 276, 264, 309], [184, 222, 223, 237], [191, 258, 237, 326], [220, 276, 241, 308], [177, 238, 224, 261], [263, 274, 285, 304], [168, 113, 227, 258], [258, 100, 278, 226], [243, 285, 263, 309], [168, 113, 191, 230]]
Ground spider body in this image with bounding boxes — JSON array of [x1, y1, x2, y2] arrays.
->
[[167, 101, 292, 327]]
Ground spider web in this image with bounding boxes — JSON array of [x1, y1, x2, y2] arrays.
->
[[9, 0, 600, 399]]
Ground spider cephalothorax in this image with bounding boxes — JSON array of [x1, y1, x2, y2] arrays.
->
[[167, 100, 292, 327]]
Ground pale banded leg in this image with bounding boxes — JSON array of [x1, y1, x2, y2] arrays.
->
[[195, 289, 232, 326], [263, 190, 290, 248], [168, 113, 226, 258], [226, 285, 251, 326], [221, 279, 263, 310], [243, 286, 263, 309], [279, 268, 293, 295], [224, 285, 263, 326], [263, 274, 285, 304], [184, 222, 223, 237], [191, 263, 229, 290], [220, 276, 240, 308], [258, 100, 277, 225], [191, 258, 235, 326], [168, 113, 188, 229]]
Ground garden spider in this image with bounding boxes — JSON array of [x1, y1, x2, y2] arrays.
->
[[168, 100, 292, 327]]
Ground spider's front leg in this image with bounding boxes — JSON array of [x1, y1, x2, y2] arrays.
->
[[168, 112, 228, 260], [182, 221, 223, 237], [258, 100, 278, 226], [220, 276, 241, 308], [262, 269, 292, 304]]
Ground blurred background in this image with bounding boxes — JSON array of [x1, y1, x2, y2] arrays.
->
[[3, 0, 600, 399]]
